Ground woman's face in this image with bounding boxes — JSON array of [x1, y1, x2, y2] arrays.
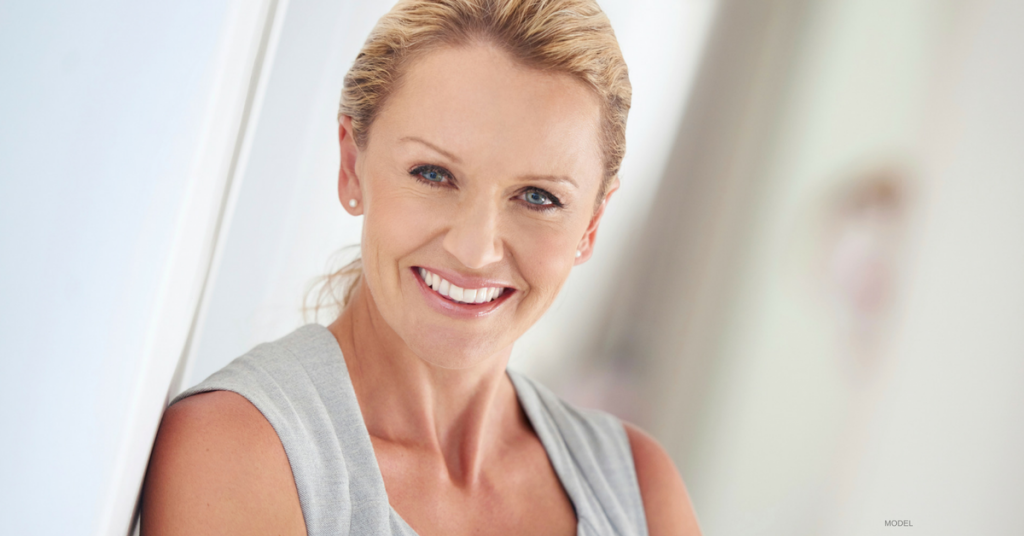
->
[[342, 43, 610, 368]]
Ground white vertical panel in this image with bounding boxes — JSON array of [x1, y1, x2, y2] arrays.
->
[[96, 1, 283, 534], [0, 0, 277, 534]]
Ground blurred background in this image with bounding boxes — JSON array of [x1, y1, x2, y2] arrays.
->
[[2, 0, 1022, 534]]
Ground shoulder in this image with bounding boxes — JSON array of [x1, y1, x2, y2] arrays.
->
[[141, 391, 306, 536], [508, 371, 700, 534], [623, 423, 702, 536]]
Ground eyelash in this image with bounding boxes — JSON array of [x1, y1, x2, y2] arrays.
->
[[408, 164, 565, 212]]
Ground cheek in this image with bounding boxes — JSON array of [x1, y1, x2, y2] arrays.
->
[[366, 193, 436, 251], [360, 180, 447, 282], [506, 218, 580, 301]]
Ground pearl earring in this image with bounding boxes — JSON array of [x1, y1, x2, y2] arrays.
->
[[575, 250, 582, 258], [348, 199, 357, 208]]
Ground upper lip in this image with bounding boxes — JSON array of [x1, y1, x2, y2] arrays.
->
[[414, 265, 516, 291]]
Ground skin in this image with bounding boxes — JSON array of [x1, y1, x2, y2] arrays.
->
[[142, 43, 701, 536]]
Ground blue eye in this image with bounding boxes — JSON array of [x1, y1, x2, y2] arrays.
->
[[525, 190, 550, 205], [519, 188, 563, 211], [410, 165, 452, 186]]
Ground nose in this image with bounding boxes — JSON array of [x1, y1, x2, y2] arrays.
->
[[442, 195, 504, 269]]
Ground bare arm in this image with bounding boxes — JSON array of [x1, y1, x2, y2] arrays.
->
[[141, 391, 306, 536], [624, 423, 702, 536]]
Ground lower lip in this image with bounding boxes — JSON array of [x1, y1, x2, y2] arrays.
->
[[412, 267, 513, 318]]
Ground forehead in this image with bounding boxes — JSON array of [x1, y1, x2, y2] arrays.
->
[[371, 43, 604, 186]]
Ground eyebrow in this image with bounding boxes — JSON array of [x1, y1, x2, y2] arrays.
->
[[518, 174, 579, 189], [400, 135, 579, 189], [400, 136, 461, 164]]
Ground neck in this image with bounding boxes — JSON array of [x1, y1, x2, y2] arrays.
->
[[326, 284, 522, 485]]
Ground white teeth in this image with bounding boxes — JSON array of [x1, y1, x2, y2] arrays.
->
[[418, 268, 505, 305]]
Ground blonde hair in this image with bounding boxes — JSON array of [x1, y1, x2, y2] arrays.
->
[[309, 0, 631, 318]]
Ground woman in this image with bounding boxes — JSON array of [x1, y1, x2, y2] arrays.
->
[[142, 0, 701, 534]]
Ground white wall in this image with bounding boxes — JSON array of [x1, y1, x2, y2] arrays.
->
[[0, 1, 273, 534], [686, 2, 953, 531], [676, 0, 1024, 533], [830, 0, 1024, 532]]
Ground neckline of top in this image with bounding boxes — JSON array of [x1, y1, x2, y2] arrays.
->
[[307, 323, 583, 535]]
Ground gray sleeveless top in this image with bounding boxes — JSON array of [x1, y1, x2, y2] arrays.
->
[[172, 324, 648, 536]]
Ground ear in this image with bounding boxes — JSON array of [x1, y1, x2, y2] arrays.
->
[[338, 115, 363, 215], [574, 177, 619, 265]]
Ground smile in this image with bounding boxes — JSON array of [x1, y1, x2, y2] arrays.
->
[[417, 267, 506, 304]]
